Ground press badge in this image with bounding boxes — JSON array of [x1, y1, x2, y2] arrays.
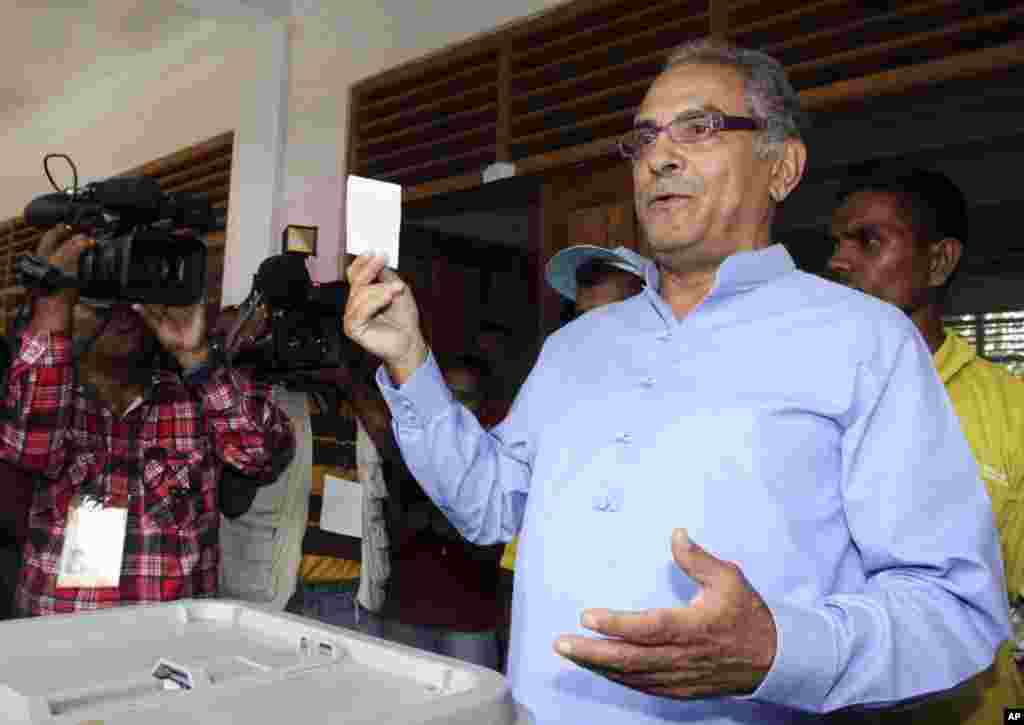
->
[[56, 495, 128, 589]]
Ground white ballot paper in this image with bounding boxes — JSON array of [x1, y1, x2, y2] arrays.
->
[[320, 474, 363, 538], [346, 175, 402, 267]]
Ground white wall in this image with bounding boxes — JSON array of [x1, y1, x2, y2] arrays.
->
[[1, 0, 568, 304]]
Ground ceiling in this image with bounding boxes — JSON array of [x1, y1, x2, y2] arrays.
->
[[0, 0, 298, 126]]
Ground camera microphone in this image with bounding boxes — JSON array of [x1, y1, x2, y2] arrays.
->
[[23, 177, 164, 229], [23, 193, 83, 228]]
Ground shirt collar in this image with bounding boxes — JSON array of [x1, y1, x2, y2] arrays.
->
[[641, 244, 796, 316]]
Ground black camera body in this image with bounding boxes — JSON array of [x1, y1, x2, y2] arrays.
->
[[231, 253, 358, 380], [23, 176, 213, 305]]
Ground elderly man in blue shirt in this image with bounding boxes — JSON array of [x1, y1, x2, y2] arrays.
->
[[341, 38, 1009, 724]]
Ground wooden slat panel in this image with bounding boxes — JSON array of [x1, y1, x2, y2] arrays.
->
[[359, 103, 498, 152], [350, 0, 1024, 196], [512, 105, 634, 158], [163, 169, 231, 196], [516, 0, 703, 57], [358, 87, 497, 140], [512, 77, 648, 137], [125, 131, 233, 179], [358, 60, 498, 120], [800, 39, 1024, 111], [362, 122, 498, 170], [158, 154, 233, 189], [403, 171, 485, 203], [512, 52, 663, 115], [730, 0, 874, 37], [377, 145, 497, 185], [767, 0, 1018, 65], [511, 0, 706, 72], [785, 6, 1024, 90], [425, 40, 1023, 200]]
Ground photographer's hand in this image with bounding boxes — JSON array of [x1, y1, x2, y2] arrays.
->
[[343, 254, 428, 385], [26, 225, 95, 334], [133, 301, 209, 371]]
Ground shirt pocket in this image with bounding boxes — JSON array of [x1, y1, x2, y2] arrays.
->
[[140, 446, 210, 530]]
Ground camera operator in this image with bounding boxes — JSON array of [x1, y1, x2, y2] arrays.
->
[[0, 225, 295, 616]]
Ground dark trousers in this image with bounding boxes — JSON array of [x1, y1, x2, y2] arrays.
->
[[0, 542, 21, 620]]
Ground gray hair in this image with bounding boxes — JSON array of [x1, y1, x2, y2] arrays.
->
[[664, 38, 807, 157]]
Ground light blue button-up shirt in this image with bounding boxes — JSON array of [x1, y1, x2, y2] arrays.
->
[[377, 245, 1009, 723]]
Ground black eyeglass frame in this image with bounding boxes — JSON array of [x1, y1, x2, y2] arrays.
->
[[618, 111, 767, 160]]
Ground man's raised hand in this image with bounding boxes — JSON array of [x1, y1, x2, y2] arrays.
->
[[343, 253, 427, 385]]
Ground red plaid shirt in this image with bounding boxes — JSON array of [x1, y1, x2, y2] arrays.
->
[[0, 331, 295, 616]]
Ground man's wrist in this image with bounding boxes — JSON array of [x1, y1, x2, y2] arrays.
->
[[386, 339, 429, 386]]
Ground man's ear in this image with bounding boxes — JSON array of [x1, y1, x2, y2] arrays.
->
[[768, 138, 807, 203], [928, 237, 963, 288]]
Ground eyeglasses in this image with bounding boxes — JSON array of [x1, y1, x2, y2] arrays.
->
[[618, 110, 766, 160]]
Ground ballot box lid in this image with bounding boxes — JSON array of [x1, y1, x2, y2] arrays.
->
[[0, 599, 531, 725]]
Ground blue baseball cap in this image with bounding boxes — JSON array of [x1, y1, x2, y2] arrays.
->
[[545, 244, 650, 302]]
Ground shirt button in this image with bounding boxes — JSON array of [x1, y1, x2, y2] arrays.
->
[[615, 432, 632, 445]]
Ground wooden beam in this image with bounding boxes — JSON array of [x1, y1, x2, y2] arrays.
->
[[710, 0, 729, 39], [497, 50, 511, 163], [403, 171, 483, 203], [800, 40, 1024, 111]]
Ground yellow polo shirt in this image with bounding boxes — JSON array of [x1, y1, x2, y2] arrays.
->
[[898, 331, 1024, 722]]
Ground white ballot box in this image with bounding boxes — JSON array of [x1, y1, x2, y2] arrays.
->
[[0, 599, 532, 725]]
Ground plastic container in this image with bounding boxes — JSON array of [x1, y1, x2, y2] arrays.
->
[[0, 599, 532, 724]]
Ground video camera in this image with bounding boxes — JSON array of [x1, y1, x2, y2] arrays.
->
[[19, 155, 214, 306], [226, 253, 360, 382]]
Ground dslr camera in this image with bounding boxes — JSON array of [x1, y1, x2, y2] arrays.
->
[[20, 166, 214, 306], [227, 253, 359, 382]]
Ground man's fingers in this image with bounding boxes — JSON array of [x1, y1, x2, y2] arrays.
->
[[671, 528, 741, 591], [375, 264, 402, 284], [38, 225, 75, 255], [554, 634, 688, 675], [346, 254, 387, 289], [581, 607, 693, 646], [346, 284, 403, 330], [343, 284, 404, 335]]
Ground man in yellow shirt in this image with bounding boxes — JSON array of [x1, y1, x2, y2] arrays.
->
[[828, 165, 1024, 720]]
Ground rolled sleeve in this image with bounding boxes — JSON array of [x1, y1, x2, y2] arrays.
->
[[0, 331, 76, 477], [196, 366, 295, 482]]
